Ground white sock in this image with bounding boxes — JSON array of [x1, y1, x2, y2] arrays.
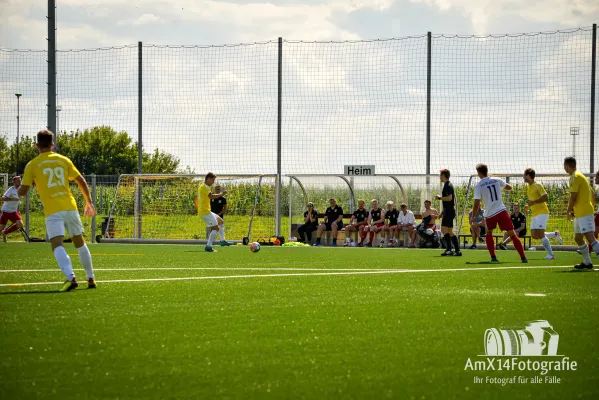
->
[[346, 237, 351, 243], [591, 240, 599, 255], [207, 229, 217, 247], [77, 244, 94, 280], [579, 244, 592, 265], [218, 224, 225, 241], [54, 246, 75, 281], [541, 237, 553, 256], [545, 232, 556, 239]]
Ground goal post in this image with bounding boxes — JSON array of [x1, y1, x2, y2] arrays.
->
[[0, 173, 8, 192], [100, 174, 277, 244]]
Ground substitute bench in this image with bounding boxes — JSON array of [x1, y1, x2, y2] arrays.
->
[[291, 212, 423, 246]]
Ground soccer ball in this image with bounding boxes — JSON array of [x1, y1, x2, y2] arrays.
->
[[250, 242, 261, 252], [425, 228, 434, 236]]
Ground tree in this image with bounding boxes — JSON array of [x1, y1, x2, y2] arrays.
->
[[0, 135, 37, 175], [55, 126, 180, 175], [1, 126, 183, 175]]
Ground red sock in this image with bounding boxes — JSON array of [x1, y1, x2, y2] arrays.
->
[[360, 230, 367, 244], [2, 225, 19, 234], [485, 234, 496, 257], [511, 235, 526, 259], [369, 231, 375, 243]]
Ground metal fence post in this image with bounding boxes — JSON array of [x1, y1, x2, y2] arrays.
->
[[426, 32, 432, 198], [275, 37, 283, 237], [591, 23, 596, 174], [136, 41, 143, 238], [47, 0, 57, 139], [91, 174, 97, 243]]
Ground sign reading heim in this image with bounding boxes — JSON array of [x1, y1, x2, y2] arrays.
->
[[344, 165, 375, 176]]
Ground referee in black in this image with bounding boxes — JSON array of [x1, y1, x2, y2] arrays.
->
[[437, 169, 462, 256]]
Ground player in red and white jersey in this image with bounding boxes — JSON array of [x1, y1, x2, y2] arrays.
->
[[470, 163, 527, 263], [1, 176, 24, 242]]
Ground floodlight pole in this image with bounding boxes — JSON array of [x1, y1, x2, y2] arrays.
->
[[15, 93, 22, 174], [570, 127, 579, 158]]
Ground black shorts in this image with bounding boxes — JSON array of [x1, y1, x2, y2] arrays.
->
[[441, 210, 455, 228], [325, 221, 343, 231], [516, 229, 526, 238]]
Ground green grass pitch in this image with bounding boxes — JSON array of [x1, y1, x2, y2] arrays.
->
[[1, 243, 598, 399]]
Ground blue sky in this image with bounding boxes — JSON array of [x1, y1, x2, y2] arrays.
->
[[1, 0, 598, 176]]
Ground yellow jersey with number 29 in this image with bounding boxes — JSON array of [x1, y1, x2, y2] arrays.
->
[[22, 152, 81, 217]]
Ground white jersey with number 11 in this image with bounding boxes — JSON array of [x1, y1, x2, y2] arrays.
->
[[474, 177, 507, 218]]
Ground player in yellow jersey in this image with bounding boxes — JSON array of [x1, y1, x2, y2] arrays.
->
[[195, 172, 229, 252], [594, 170, 599, 241], [522, 168, 562, 260], [17, 130, 96, 291], [563, 157, 599, 269]]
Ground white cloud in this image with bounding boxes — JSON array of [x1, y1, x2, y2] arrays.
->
[[128, 13, 164, 26], [410, 0, 599, 34]]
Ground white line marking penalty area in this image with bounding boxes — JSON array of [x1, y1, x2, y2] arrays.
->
[[0, 265, 577, 287]]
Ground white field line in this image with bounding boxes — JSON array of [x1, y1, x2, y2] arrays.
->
[[0, 267, 398, 273], [0, 265, 581, 287]]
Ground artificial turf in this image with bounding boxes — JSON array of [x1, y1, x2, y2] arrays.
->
[[1, 243, 598, 399]]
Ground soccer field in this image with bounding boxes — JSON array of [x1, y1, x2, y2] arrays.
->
[[1, 244, 598, 399]]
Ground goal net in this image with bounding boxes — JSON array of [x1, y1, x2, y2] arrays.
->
[[102, 174, 277, 243], [460, 174, 595, 245], [287, 174, 471, 237]]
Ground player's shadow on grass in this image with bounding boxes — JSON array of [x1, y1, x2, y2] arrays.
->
[[553, 269, 593, 273], [0, 290, 61, 295], [465, 261, 502, 265]]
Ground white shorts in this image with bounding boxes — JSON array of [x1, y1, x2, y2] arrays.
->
[[574, 214, 596, 234], [530, 214, 549, 230], [46, 210, 84, 239], [200, 212, 220, 228]]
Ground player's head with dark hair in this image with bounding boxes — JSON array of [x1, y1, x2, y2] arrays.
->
[[329, 198, 337, 206], [400, 203, 407, 210], [563, 157, 576, 174], [476, 163, 488, 177], [204, 172, 216, 185], [424, 199, 431, 209], [307, 202, 314, 209], [36, 130, 54, 151], [523, 168, 535, 183], [439, 169, 450, 181]]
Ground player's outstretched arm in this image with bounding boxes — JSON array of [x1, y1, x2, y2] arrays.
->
[[74, 175, 96, 217], [17, 186, 30, 198], [471, 200, 482, 225], [566, 192, 577, 221]]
